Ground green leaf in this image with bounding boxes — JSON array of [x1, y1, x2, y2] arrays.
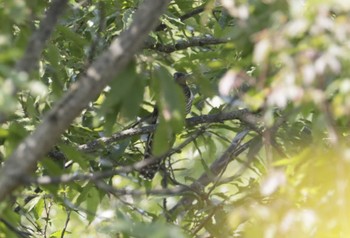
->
[[120, 75, 145, 119], [0, 48, 22, 63], [33, 197, 44, 220], [100, 62, 137, 113], [4, 122, 29, 155], [85, 186, 100, 223], [50, 230, 69, 238], [60, 144, 89, 170], [152, 117, 174, 156], [103, 104, 121, 136], [25, 195, 42, 213], [0, 127, 9, 138], [122, 8, 135, 29], [107, 138, 130, 162], [56, 26, 88, 48], [45, 44, 61, 68], [45, 43, 67, 96], [161, 16, 184, 30], [23, 95, 39, 119], [40, 157, 64, 176], [75, 184, 102, 224], [154, 66, 185, 132], [0, 206, 21, 238]]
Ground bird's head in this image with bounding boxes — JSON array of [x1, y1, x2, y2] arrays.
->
[[173, 72, 190, 85]]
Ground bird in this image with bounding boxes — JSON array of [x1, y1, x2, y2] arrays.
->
[[174, 72, 193, 115], [140, 72, 193, 180]]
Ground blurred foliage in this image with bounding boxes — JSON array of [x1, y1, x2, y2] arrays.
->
[[1, 0, 350, 237]]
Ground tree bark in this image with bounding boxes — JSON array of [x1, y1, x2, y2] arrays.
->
[[0, 0, 171, 202]]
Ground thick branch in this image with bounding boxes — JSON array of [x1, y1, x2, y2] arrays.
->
[[144, 37, 230, 53], [0, 0, 172, 202]]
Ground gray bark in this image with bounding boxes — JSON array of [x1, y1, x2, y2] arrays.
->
[[0, 0, 171, 201]]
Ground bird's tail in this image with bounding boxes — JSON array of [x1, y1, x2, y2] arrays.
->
[[140, 107, 160, 180]]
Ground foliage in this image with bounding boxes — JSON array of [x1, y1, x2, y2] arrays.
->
[[1, 0, 350, 237]]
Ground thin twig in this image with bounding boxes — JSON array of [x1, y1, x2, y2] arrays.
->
[[43, 198, 52, 238], [155, 5, 205, 31], [0, 218, 31, 238], [61, 209, 71, 238], [169, 133, 255, 214]]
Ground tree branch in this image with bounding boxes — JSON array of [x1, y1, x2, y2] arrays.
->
[[95, 181, 189, 197], [78, 125, 156, 153], [0, 218, 31, 238], [0, 0, 172, 202], [186, 109, 260, 129], [78, 109, 261, 153], [144, 36, 230, 53], [28, 127, 256, 220], [169, 131, 255, 214], [28, 128, 204, 185], [0, 0, 69, 124], [15, 0, 69, 72], [155, 5, 205, 31]]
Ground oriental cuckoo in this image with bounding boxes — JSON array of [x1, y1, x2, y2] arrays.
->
[[140, 72, 193, 180]]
